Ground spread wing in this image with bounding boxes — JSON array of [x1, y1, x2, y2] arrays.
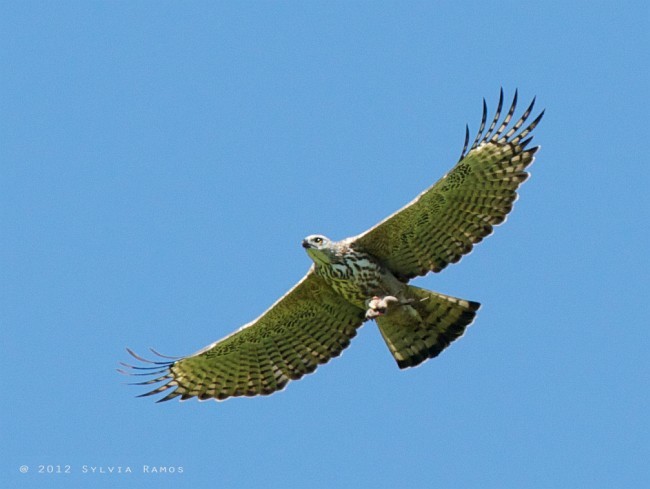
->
[[350, 89, 544, 280], [120, 269, 366, 402]]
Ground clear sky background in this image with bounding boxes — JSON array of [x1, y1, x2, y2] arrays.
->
[[2, 2, 648, 488]]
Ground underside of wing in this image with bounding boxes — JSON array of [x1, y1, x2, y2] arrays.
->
[[120, 270, 366, 402], [351, 89, 544, 280]]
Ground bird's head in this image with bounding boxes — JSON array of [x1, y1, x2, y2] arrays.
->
[[302, 234, 337, 265]]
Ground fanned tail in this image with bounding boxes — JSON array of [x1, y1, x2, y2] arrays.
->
[[375, 286, 479, 369]]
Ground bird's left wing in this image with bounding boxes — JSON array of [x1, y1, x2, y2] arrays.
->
[[350, 90, 544, 280], [120, 269, 366, 402]]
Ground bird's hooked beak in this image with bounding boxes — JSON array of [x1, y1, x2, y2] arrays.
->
[[302, 239, 312, 249]]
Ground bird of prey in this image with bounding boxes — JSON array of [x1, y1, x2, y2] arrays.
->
[[121, 90, 544, 403]]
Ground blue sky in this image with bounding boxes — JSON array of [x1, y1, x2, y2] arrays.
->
[[2, 2, 648, 488]]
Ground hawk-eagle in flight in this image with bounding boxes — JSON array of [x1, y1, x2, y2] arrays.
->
[[121, 90, 544, 402]]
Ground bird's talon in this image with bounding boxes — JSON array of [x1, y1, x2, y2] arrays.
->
[[365, 295, 400, 319]]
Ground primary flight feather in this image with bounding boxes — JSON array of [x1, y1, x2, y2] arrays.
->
[[120, 89, 544, 402]]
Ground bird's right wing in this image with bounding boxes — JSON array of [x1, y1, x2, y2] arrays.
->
[[120, 269, 366, 402]]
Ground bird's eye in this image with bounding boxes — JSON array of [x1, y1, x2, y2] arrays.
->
[[314, 237, 323, 244]]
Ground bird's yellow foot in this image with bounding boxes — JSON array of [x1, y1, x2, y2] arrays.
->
[[365, 295, 399, 319]]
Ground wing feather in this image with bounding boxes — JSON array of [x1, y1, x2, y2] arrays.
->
[[351, 90, 544, 279], [121, 270, 366, 402]]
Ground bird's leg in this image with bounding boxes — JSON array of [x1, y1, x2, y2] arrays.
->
[[365, 295, 400, 319]]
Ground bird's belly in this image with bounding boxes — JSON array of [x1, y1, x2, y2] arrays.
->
[[316, 259, 393, 308]]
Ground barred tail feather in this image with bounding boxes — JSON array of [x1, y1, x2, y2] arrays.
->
[[376, 286, 479, 369]]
